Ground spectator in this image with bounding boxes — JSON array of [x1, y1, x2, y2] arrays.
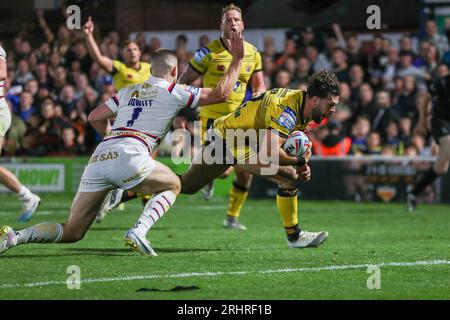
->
[[371, 90, 400, 136], [331, 47, 350, 82], [424, 19, 449, 57], [314, 120, 352, 157], [291, 56, 311, 87], [382, 47, 400, 90], [395, 75, 419, 120], [399, 116, 413, 147], [274, 69, 291, 88], [397, 50, 425, 84], [383, 120, 403, 155], [18, 91, 35, 122], [15, 59, 35, 86], [350, 116, 371, 155], [366, 132, 382, 155], [305, 45, 330, 72], [352, 83, 376, 121]]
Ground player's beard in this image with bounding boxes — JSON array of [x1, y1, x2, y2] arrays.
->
[[311, 106, 324, 123]]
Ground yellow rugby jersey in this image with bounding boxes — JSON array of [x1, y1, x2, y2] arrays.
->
[[213, 88, 311, 141], [189, 38, 262, 119], [112, 60, 151, 91]]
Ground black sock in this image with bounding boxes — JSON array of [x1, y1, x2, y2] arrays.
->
[[285, 224, 301, 242], [411, 168, 439, 196], [121, 191, 139, 203]]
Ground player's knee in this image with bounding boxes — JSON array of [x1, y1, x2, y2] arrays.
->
[[62, 225, 86, 243], [171, 179, 182, 195], [180, 180, 200, 194]]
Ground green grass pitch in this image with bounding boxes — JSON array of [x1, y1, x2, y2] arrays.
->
[[0, 193, 449, 299]]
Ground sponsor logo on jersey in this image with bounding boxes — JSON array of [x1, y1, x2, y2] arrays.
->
[[246, 65, 252, 72], [276, 107, 297, 131], [127, 74, 133, 79], [193, 47, 211, 64], [217, 64, 226, 71]]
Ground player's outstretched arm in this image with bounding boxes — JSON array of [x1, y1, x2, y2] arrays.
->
[[0, 57, 6, 81], [83, 16, 114, 73], [88, 103, 116, 137], [197, 31, 244, 106], [178, 64, 202, 85]]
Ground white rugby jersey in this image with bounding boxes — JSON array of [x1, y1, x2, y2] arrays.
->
[[0, 45, 6, 97], [104, 75, 201, 152]]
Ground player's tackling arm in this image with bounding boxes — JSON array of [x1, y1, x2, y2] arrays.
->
[[88, 104, 116, 137], [197, 32, 244, 106], [178, 65, 202, 85], [0, 57, 6, 81], [83, 17, 114, 73]]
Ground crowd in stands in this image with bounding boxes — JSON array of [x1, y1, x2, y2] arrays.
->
[[1, 9, 448, 158]]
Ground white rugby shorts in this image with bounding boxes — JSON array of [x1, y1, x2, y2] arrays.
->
[[78, 137, 155, 192]]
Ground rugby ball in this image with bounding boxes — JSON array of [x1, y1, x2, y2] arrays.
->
[[283, 131, 311, 157]]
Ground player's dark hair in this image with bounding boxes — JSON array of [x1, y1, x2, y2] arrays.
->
[[123, 40, 140, 49], [307, 70, 340, 99]]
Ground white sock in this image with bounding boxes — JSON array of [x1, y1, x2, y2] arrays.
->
[[18, 185, 33, 201], [133, 191, 176, 236], [13, 222, 63, 246]]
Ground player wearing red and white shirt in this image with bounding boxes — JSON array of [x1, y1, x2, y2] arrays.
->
[[0, 44, 41, 223], [0, 32, 244, 257]]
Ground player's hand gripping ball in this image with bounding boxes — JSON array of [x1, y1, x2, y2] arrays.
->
[[283, 131, 311, 158]]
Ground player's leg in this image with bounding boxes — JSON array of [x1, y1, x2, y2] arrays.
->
[[408, 134, 450, 212], [0, 111, 41, 222], [224, 168, 252, 230], [123, 161, 181, 256], [1, 190, 109, 254], [234, 163, 328, 248], [180, 138, 232, 194], [200, 117, 217, 200]]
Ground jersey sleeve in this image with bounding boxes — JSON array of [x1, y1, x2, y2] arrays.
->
[[112, 60, 125, 75], [189, 47, 211, 74], [254, 49, 262, 73], [104, 88, 126, 113], [0, 46, 6, 61], [267, 106, 298, 138], [171, 84, 202, 109]]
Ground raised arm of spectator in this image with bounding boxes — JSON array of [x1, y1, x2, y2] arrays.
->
[[36, 9, 55, 44], [332, 23, 347, 49], [83, 16, 114, 73]]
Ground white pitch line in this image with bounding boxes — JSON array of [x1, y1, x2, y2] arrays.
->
[[0, 259, 448, 289]]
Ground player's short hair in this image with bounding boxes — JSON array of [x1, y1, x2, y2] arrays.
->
[[221, 3, 242, 20], [307, 70, 341, 99], [151, 49, 177, 74], [123, 40, 140, 49]]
